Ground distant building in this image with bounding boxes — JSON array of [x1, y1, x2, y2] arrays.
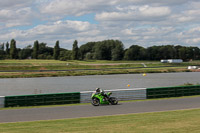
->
[[188, 66, 199, 69], [161, 59, 183, 63], [160, 60, 168, 63], [27, 56, 32, 59]]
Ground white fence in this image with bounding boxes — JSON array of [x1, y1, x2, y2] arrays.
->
[[0, 96, 5, 108], [80, 88, 147, 103]]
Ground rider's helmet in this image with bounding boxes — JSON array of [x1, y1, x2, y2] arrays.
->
[[96, 88, 100, 92]]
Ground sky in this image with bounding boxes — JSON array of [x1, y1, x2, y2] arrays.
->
[[0, 0, 200, 49]]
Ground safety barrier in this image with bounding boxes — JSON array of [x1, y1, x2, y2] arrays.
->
[[80, 88, 147, 103], [146, 85, 200, 99], [4, 92, 80, 107], [1, 85, 200, 108], [0, 96, 5, 108]]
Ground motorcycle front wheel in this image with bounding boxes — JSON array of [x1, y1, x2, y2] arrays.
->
[[91, 98, 100, 106], [110, 97, 118, 105]]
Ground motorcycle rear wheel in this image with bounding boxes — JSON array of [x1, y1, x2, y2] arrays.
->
[[91, 98, 100, 106]]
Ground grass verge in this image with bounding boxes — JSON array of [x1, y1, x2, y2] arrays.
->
[[0, 108, 200, 133], [0, 67, 190, 78], [0, 59, 198, 78]]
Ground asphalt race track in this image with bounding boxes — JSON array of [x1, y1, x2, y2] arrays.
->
[[0, 97, 200, 123]]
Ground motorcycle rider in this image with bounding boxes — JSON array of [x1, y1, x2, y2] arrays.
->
[[95, 88, 109, 101]]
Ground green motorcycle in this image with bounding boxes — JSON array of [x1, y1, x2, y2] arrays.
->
[[91, 91, 118, 106]]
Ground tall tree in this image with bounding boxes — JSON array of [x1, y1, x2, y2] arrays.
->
[[72, 40, 79, 60], [37, 42, 53, 59], [19, 45, 32, 59], [0, 43, 5, 59], [59, 50, 72, 61], [124, 45, 145, 60], [6, 42, 9, 55], [10, 39, 18, 59], [192, 47, 200, 60], [111, 40, 124, 60], [33, 40, 39, 59], [0, 43, 4, 51], [53, 40, 60, 60], [178, 47, 187, 61], [93, 42, 108, 60], [79, 42, 95, 60]]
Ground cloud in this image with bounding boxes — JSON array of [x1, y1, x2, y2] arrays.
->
[[178, 26, 200, 45], [40, 0, 114, 16], [0, 1, 33, 8], [26, 20, 93, 39], [95, 5, 171, 21], [0, 0, 200, 49], [0, 20, 101, 48], [0, 7, 34, 28], [139, 6, 171, 17], [0, 1, 38, 28], [114, 0, 196, 6]]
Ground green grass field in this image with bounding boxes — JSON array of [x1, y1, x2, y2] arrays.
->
[[0, 108, 200, 133], [0, 59, 199, 78]]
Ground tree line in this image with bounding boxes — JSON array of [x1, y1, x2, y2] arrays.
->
[[0, 39, 200, 61]]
